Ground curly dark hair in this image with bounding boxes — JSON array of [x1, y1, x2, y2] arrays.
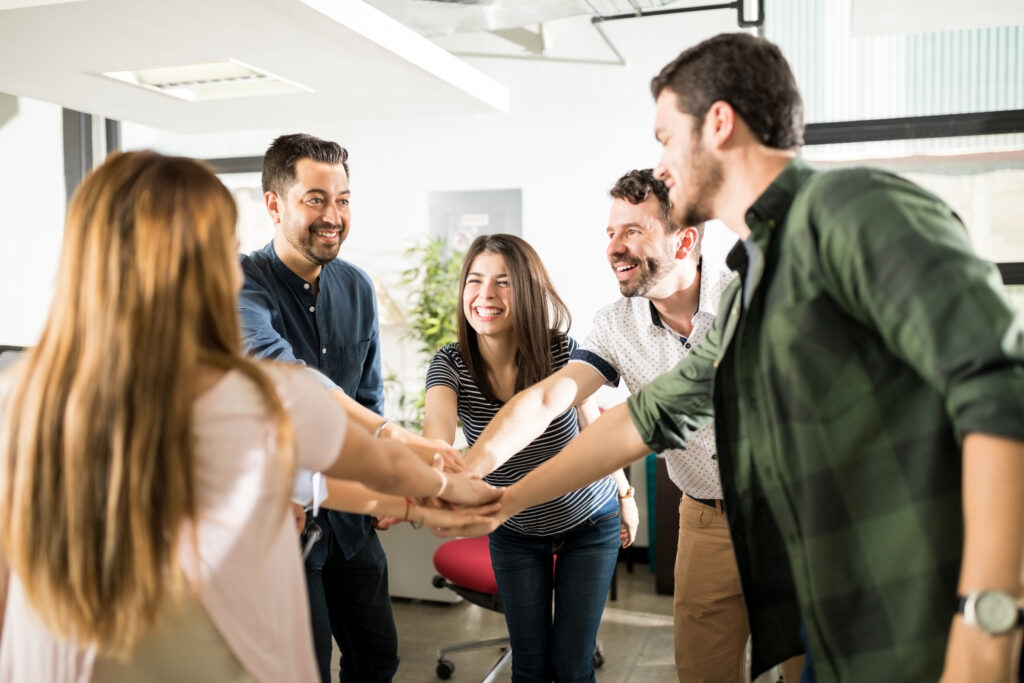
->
[[651, 32, 804, 150], [261, 133, 349, 196], [609, 169, 680, 234]]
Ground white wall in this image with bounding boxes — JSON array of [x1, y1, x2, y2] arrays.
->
[[0, 93, 65, 347]]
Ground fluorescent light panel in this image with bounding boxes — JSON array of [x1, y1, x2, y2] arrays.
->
[[100, 59, 311, 102]]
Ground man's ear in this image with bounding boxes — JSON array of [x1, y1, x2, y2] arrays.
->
[[675, 226, 699, 260], [265, 191, 282, 225], [704, 100, 736, 150]]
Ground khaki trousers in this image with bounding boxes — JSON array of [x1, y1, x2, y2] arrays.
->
[[674, 494, 749, 683]]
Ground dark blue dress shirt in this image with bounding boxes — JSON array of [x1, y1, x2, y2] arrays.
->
[[239, 241, 383, 559]]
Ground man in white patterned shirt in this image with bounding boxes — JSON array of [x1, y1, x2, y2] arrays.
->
[[466, 169, 755, 682]]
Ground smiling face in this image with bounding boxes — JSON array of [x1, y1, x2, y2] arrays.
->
[[606, 195, 680, 298], [268, 158, 350, 276], [462, 251, 513, 339], [653, 90, 723, 227]]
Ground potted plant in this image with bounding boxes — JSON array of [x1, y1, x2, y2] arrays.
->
[[394, 236, 465, 429]]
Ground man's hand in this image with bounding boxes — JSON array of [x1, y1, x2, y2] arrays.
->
[[619, 496, 639, 548]]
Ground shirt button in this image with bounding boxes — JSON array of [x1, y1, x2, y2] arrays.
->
[[321, 348, 327, 354], [767, 219, 776, 228], [684, 342, 691, 348], [303, 283, 310, 290], [308, 306, 315, 313]]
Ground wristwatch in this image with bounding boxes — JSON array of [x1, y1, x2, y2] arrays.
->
[[618, 486, 635, 500], [957, 590, 1024, 635]]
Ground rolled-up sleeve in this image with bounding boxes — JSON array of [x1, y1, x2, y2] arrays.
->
[[626, 318, 719, 453], [814, 170, 1024, 444]]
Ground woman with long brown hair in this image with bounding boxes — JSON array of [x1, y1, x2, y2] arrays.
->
[[0, 151, 498, 682], [424, 234, 636, 682]]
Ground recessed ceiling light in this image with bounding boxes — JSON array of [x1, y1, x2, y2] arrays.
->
[[99, 59, 311, 102]]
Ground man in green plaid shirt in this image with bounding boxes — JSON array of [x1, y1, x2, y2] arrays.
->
[[450, 33, 1024, 682]]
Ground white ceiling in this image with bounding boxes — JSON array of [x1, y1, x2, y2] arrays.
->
[[0, 0, 1018, 134], [0, 0, 510, 133]]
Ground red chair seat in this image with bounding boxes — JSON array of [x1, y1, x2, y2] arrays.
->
[[433, 536, 498, 595]]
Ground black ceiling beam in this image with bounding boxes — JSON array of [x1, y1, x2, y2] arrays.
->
[[590, 0, 763, 29], [997, 263, 1024, 286], [203, 156, 263, 175], [805, 110, 1024, 146]]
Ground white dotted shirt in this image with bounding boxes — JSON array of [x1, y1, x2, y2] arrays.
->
[[570, 264, 735, 498]]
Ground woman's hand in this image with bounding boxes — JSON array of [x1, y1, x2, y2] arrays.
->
[[437, 466, 504, 506], [416, 501, 502, 532], [383, 422, 467, 472], [619, 496, 639, 548], [291, 502, 307, 536], [430, 510, 506, 539]]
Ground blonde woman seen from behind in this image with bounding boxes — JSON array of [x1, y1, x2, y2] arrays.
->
[[0, 151, 499, 683]]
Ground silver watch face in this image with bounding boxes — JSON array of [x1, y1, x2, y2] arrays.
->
[[975, 590, 1019, 634]]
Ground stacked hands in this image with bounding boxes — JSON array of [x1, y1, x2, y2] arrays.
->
[[374, 447, 505, 535], [292, 424, 640, 545]]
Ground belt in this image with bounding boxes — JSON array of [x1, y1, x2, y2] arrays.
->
[[688, 495, 724, 510]]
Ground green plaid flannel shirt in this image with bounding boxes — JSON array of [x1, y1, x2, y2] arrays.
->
[[628, 158, 1024, 682]]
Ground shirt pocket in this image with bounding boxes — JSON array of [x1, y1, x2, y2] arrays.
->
[[332, 339, 372, 397]]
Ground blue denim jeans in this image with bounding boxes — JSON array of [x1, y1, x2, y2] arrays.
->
[[488, 497, 621, 682], [305, 525, 399, 683]]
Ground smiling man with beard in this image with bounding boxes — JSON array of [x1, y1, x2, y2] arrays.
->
[[238, 133, 399, 683], [463, 169, 769, 682]]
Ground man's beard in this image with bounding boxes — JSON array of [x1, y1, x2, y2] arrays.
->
[[673, 142, 723, 227], [617, 255, 670, 298], [295, 221, 345, 266]]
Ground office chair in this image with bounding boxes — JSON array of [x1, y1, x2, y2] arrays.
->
[[431, 536, 606, 682]]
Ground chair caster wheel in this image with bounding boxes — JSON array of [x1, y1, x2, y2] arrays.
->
[[593, 650, 605, 669], [436, 658, 455, 679]]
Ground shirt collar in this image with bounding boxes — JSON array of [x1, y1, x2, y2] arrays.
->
[[743, 156, 817, 244]]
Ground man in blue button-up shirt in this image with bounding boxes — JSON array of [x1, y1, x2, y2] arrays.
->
[[239, 134, 396, 683]]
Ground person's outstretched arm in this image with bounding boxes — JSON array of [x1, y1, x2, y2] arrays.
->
[[323, 418, 499, 507], [464, 362, 607, 477], [435, 403, 648, 538], [320, 478, 499, 531], [328, 387, 465, 472]]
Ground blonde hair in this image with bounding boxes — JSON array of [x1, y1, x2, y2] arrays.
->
[[0, 151, 293, 655]]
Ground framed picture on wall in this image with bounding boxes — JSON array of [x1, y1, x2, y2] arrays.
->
[[428, 189, 522, 253]]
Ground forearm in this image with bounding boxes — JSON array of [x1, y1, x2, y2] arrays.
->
[[325, 421, 445, 498], [940, 433, 1024, 680], [958, 433, 1024, 596], [501, 403, 649, 518], [465, 373, 580, 476], [612, 468, 630, 496], [329, 388, 388, 433], [322, 478, 415, 519]]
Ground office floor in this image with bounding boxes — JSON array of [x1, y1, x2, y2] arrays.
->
[[387, 562, 678, 683]]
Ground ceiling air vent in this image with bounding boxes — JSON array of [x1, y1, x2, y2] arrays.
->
[[100, 59, 310, 102]]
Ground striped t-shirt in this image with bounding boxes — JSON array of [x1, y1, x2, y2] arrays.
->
[[426, 337, 617, 536]]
